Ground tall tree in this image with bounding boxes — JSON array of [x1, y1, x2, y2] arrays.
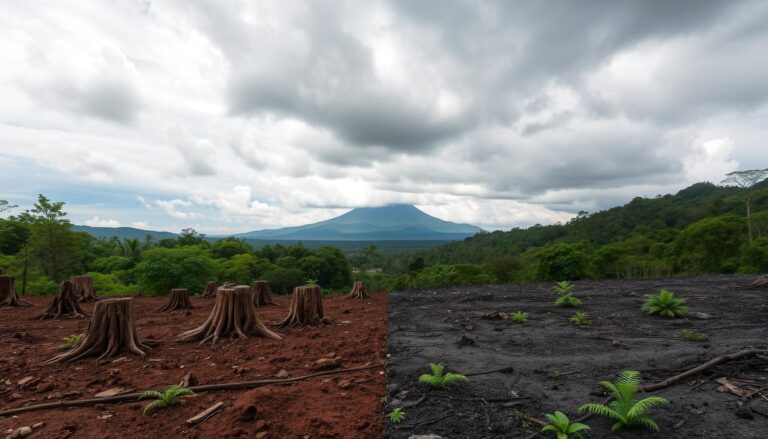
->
[[0, 200, 18, 215], [721, 168, 768, 242]]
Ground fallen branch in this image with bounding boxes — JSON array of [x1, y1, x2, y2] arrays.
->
[[186, 401, 224, 425], [0, 363, 383, 417], [642, 348, 766, 392]]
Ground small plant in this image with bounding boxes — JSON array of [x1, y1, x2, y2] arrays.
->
[[570, 312, 591, 326], [379, 395, 389, 407], [578, 370, 668, 431], [419, 363, 468, 389], [388, 407, 405, 424], [139, 385, 194, 415], [555, 293, 582, 307], [642, 289, 687, 318], [512, 311, 528, 323], [59, 333, 84, 351], [681, 329, 709, 341], [305, 279, 318, 286], [553, 281, 574, 295], [541, 411, 591, 439]]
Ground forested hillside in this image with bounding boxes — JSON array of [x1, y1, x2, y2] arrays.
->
[[377, 181, 768, 289]]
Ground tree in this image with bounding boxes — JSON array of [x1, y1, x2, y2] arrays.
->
[[211, 237, 252, 259], [675, 215, 745, 273], [0, 200, 18, 215], [721, 168, 768, 242], [177, 228, 207, 246], [535, 243, 589, 281], [134, 246, 218, 294]]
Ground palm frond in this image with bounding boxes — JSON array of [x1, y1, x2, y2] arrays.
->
[[143, 399, 167, 415], [627, 396, 668, 418], [578, 403, 622, 421], [139, 390, 163, 401]]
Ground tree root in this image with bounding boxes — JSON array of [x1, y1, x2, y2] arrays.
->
[[251, 280, 276, 306], [0, 363, 383, 417], [158, 288, 194, 312], [39, 280, 89, 319], [274, 284, 330, 328]]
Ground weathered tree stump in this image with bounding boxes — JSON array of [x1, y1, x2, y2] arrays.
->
[[344, 281, 369, 300], [0, 275, 28, 307], [159, 288, 194, 312], [202, 281, 218, 298], [71, 275, 100, 302], [251, 280, 276, 306], [39, 280, 89, 319], [274, 285, 332, 328], [44, 298, 158, 364], [177, 285, 281, 345]]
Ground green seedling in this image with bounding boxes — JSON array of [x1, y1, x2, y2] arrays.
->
[[681, 329, 709, 341], [59, 333, 84, 351], [541, 410, 591, 439], [512, 311, 528, 323], [419, 363, 468, 389], [570, 312, 591, 326], [553, 281, 574, 295], [388, 407, 405, 424], [139, 385, 194, 415], [579, 370, 668, 431], [642, 289, 687, 318], [555, 293, 582, 307]]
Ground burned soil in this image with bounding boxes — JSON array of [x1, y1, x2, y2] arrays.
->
[[1, 292, 387, 438], [387, 275, 768, 438]]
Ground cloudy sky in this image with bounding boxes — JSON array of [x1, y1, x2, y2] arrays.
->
[[1, 0, 767, 234]]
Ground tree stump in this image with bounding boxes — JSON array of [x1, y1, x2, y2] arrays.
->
[[177, 285, 281, 345], [44, 298, 158, 364], [202, 281, 218, 298], [39, 280, 89, 319], [71, 275, 100, 302], [274, 285, 332, 328], [251, 280, 276, 306], [159, 288, 194, 312], [0, 275, 28, 307], [344, 281, 369, 300]]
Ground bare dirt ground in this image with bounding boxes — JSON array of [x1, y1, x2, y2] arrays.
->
[[387, 275, 768, 438], [0, 292, 388, 438]]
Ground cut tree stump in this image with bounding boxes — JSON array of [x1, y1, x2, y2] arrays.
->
[[274, 284, 332, 328], [202, 281, 217, 298], [39, 280, 89, 319], [0, 275, 28, 307], [251, 280, 276, 306], [44, 298, 158, 364], [71, 275, 100, 302], [177, 285, 281, 345], [344, 281, 369, 300], [159, 288, 194, 312]]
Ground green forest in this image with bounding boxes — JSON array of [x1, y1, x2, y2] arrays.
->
[[1, 176, 766, 296]]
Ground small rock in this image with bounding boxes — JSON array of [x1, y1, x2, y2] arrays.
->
[[17, 377, 38, 388], [10, 426, 32, 438], [692, 312, 713, 319], [313, 357, 342, 370], [31, 422, 44, 429], [35, 382, 54, 393], [356, 421, 370, 430], [275, 369, 289, 379], [386, 383, 399, 395], [94, 387, 124, 398], [735, 406, 754, 420], [337, 379, 353, 389], [254, 432, 268, 439], [611, 340, 622, 347]]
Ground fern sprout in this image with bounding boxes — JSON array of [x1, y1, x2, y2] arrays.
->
[[642, 289, 687, 318], [553, 281, 574, 295], [541, 411, 590, 439], [512, 311, 528, 323], [570, 312, 591, 326], [305, 279, 318, 286], [578, 370, 668, 431], [59, 333, 84, 351], [418, 363, 468, 389], [139, 385, 194, 415], [555, 293, 582, 307], [388, 407, 405, 424]]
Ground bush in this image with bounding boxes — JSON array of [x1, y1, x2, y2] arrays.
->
[[88, 272, 140, 296], [675, 215, 745, 273], [536, 243, 589, 281], [740, 237, 768, 273], [261, 266, 305, 294], [134, 246, 218, 295], [90, 256, 134, 273]]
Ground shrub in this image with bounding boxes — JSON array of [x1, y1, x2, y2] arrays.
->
[[419, 363, 468, 389], [578, 370, 668, 431], [134, 246, 218, 295], [553, 281, 574, 295], [541, 411, 591, 439], [139, 385, 194, 415], [642, 289, 687, 318], [536, 243, 589, 281]]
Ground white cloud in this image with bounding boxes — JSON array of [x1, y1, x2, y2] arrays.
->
[[131, 220, 148, 228], [85, 216, 120, 227]]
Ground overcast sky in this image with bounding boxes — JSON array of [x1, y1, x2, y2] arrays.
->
[[1, 0, 767, 234]]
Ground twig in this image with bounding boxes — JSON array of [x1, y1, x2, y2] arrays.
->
[[186, 401, 224, 425], [642, 349, 766, 392], [464, 366, 515, 376], [399, 394, 427, 408], [395, 410, 453, 430], [0, 363, 383, 417]]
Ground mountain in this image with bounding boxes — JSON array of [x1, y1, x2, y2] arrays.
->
[[73, 225, 177, 241], [234, 204, 483, 241]]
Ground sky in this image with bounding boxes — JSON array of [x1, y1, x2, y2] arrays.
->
[[1, 0, 767, 234]]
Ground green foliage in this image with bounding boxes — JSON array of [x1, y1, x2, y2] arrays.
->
[[134, 246, 218, 295], [139, 385, 194, 415], [219, 253, 270, 285], [642, 289, 687, 318], [740, 237, 768, 272], [554, 293, 582, 308], [261, 266, 305, 294], [570, 312, 591, 326], [88, 272, 139, 296], [89, 256, 134, 274], [387, 408, 405, 424], [553, 281, 574, 295], [541, 411, 591, 439], [578, 370, 668, 431], [210, 237, 251, 259], [418, 363, 468, 389], [675, 215, 745, 273], [305, 278, 318, 286], [535, 244, 589, 281], [681, 329, 709, 342], [0, 218, 30, 255], [511, 311, 528, 323], [59, 333, 84, 351]]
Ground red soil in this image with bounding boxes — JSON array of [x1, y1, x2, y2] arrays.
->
[[0, 292, 388, 438]]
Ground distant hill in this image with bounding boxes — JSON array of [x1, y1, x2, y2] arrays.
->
[[234, 204, 483, 241], [73, 225, 177, 241]]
